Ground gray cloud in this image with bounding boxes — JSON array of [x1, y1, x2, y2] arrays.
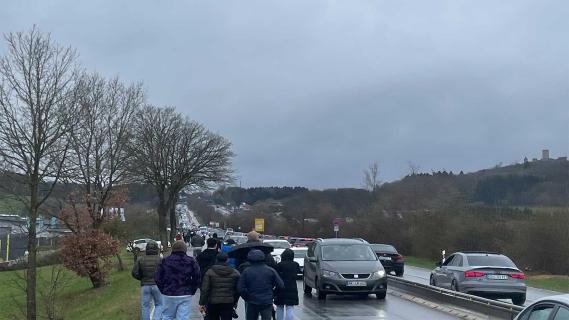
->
[[2, 0, 567, 188]]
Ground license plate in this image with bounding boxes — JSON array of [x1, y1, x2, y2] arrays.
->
[[379, 256, 391, 260], [346, 281, 367, 286], [487, 274, 508, 280]]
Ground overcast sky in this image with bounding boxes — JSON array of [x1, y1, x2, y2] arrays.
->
[[2, 1, 567, 189]]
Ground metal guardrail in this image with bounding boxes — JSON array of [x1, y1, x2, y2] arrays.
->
[[387, 275, 525, 320]]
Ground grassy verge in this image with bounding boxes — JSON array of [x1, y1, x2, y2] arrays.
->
[[0, 251, 139, 319], [404, 256, 438, 269], [404, 256, 569, 293]]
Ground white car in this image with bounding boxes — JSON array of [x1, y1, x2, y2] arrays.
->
[[127, 239, 163, 252], [514, 294, 569, 319], [292, 247, 308, 277], [263, 239, 291, 263]]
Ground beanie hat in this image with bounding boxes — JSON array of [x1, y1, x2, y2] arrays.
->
[[172, 240, 187, 253], [216, 252, 228, 263]]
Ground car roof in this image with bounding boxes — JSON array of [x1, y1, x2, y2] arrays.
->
[[534, 294, 569, 306], [456, 251, 502, 255], [291, 247, 308, 251], [318, 238, 368, 245]]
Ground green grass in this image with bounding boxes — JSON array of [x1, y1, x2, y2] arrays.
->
[[404, 256, 569, 293], [0, 252, 139, 319], [526, 275, 569, 293], [404, 256, 438, 269]]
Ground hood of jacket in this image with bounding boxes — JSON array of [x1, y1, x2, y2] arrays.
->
[[281, 248, 294, 261], [146, 241, 159, 255], [210, 264, 237, 277], [247, 249, 265, 263]]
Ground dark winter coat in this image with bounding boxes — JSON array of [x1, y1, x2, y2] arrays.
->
[[155, 251, 201, 296], [274, 249, 300, 306], [199, 263, 240, 305], [197, 249, 218, 280], [238, 239, 277, 269], [131, 242, 161, 286], [237, 250, 284, 306], [191, 234, 205, 247]]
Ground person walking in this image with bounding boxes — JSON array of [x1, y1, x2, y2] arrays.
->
[[238, 231, 276, 270], [132, 241, 163, 320], [197, 237, 219, 282], [199, 253, 240, 320], [238, 249, 284, 320], [274, 249, 300, 320], [211, 233, 223, 252], [155, 241, 201, 320], [191, 232, 206, 257]]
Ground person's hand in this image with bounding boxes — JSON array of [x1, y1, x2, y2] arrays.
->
[[199, 305, 207, 314]]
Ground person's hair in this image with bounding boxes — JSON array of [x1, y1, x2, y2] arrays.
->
[[216, 253, 228, 263], [247, 231, 260, 241], [213, 233, 218, 238], [207, 237, 217, 248]]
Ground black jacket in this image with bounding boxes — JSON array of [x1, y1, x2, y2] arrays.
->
[[274, 249, 300, 306], [197, 249, 218, 279], [199, 263, 240, 305], [132, 242, 161, 286], [238, 240, 277, 270], [237, 250, 284, 306]]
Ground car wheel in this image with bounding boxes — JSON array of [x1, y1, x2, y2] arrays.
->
[[376, 291, 387, 299], [395, 269, 404, 277], [303, 278, 312, 294], [512, 294, 526, 306], [316, 278, 326, 300], [451, 279, 459, 292], [429, 275, 437, 287]]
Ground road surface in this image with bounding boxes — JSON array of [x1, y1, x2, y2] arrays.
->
[[183, 280, 460, 319], [402, 265, 560, 306]]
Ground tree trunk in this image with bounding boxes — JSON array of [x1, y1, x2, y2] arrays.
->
[[115, 253, 124, 272], [169, 194, 179, 245], [26, 185, 38, 320], [89, 272, 105, 288], [157, 193, 168, 248]]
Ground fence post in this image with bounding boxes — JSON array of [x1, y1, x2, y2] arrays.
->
[[6, 233, 9, 261]]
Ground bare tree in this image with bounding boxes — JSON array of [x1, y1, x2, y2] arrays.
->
[[129, 106, 233, 244], [362, 161, 381, 192], [0, 27, 78, 320], [408, 161, 421, 176], [65, 72, 143, 229]]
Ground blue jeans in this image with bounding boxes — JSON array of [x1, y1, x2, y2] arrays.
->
[[162, 295, 192, 320], [275, 305, 294, 320], [141, 285, 163, 320]]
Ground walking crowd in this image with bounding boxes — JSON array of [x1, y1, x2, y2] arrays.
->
[[131, 231, 300, 320]]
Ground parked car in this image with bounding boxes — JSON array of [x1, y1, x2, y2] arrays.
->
[[292, 247, 308, 277], [293, 238, 314, 247], [430, 251, 527, 305], [127, 239, 164, 252], [303, 238, 387, 300], [263, 239, 291, 263], [226, 235, 248, 245], [514, 294, 569, 320], [371, 244, 404, 276]]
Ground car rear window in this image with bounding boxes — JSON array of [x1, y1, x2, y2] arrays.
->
[[371, 244, 397, 253], [265, 241, 291, 249], [293, 250, 307, 258], [321, 245, 377, 261], [466, 255, 516, 268]]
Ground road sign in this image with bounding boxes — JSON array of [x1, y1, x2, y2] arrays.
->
[[255, 218, 265, 232], [333, 225, 339, 232]]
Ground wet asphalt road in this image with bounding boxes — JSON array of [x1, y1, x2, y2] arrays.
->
[[402, 265, 559, 306], [186, 280, 458, 319]]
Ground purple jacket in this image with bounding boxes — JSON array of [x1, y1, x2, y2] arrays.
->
[[155, 251, 201, 296]]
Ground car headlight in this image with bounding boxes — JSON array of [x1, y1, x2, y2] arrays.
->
[[371, 270, 386, 279], [322, 270, 341, 279]]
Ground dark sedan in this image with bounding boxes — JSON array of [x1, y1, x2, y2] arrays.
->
[[371, 244, 404, 276]]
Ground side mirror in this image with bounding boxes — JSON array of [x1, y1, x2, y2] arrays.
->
[[308, 256, 318, 263]]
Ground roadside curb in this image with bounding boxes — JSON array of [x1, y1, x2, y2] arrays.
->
[[389, 289, 488, 320]]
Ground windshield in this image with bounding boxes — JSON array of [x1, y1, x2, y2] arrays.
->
[[293, 249, 308, 258], [371, 244, 397, 253], [265, 241, 291, 249], [321, 245, 377, 261], [230, 236, 247, 244], [466, 255, 517, 268]]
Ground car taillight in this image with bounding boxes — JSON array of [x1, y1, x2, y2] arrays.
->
[[464, 271, 485, 277], [510, 273, 526, 279], [393, 254, 404, 261]]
